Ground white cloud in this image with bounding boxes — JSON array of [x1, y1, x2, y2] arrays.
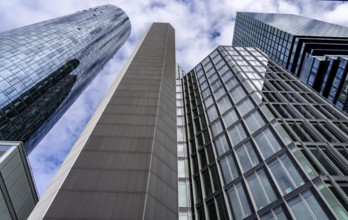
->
[[0, 0, 347, 195]]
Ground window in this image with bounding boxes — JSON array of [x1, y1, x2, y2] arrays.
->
[[211, 79, 222, 91], [247, 168, 277, 210], [200, 81, 208, 91], [179, 181, 188, 207], [290, 145, 318, 179], [254, 128, 282, 159], [220, 154, 239, 184], [333, 145, 348, 161], [207, 105, 219, 122], [217, 95, 232, 114], [209, 74, 219, 84], [269, 154, 305, 195], [177, 116, 184, 126], [288, 189, 330, 220], [227, 182, 252, 220], [244, 110, 265, 133], [216, 195, 228, 220], [228, 122, 247, 147], [312, 122, 344, 143], [308, 145, 348, 175], [207, 200, 218, 220], [203, 171, 213, 196], [178, 143, 186, 157], [237, 98, 254, 116], [204, 95, 214, 108], [273, 122, 292, 146], [200, 149, 208, 168], [213, 86, 226, 100], [192, 154, 199, 173], [210, 166, 222, 192], [222, 108, 238, 127], [236, 141, 260, 172], [194, 177, 202, 203], [211, 120, 223, 137], [222, 71, 233, 82], [260, 205, 288, 220], [177, 127, 185, 142], [230, 85, 246, 103], [215, 134, 229, 156], [202, 88, 211, 99], [225, 77, 239, 91], [316, 182, 348, 219]]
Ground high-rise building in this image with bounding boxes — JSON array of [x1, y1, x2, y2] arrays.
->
[[0, 141, 38, 219], [232, 12, 348, 112], [27, 23, 348, 220], [0, 4, 131, 153], [181, 46, 348, 219], [28, 23, 177, 220]]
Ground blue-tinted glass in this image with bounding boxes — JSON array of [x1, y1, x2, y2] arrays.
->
[[0, 5, 130, 153]]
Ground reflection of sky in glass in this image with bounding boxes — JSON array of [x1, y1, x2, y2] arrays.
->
[[243, 12, 348, 37], [0, 5, 131, 153]]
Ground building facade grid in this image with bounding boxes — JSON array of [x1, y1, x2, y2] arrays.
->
[[181, 46, 348, 220], [0, 5, 131, 153], [232, 12, 348, 114], [176, 65, 193, 220]]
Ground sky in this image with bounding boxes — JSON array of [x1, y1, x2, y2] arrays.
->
[[0, 0, 348, 196]]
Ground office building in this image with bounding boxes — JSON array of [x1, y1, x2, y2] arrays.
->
[[181, 46, 348, 219], [233, 12, 348, 112], [28, 23, 177, 220], [0, 141, 38, 219], [0, 4, 131, 153]]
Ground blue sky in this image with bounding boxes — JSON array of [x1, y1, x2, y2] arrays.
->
[[0, 0, 348, 195]]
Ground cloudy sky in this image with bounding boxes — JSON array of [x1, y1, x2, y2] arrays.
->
[[1, 0, 348, 196]]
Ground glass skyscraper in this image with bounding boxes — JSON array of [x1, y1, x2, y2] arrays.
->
[[233, 12, 348, 113], [181, 46, 348, 219], [0, 4, 131, 153]]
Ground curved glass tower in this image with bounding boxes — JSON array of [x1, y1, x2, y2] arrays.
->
[[0, 4, 131, 153]]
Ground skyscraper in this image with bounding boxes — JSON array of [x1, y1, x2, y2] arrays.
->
[[0, 4, 131, 153], [27, 22, 348, 220], [181, 46, 348, 219], [233, 12, 348, 112], [30, 41, 348, 219], [28, 23, 177, 220]]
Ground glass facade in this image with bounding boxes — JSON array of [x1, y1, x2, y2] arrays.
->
[[181, 46, 348, 219], [176, 65, 193, 220], [0, 5, 131, 153], [0, 142, 38, 219], [233, 12, 348, 113]]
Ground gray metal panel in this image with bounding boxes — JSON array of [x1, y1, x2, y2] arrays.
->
[[39, 23, 177, 220]]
